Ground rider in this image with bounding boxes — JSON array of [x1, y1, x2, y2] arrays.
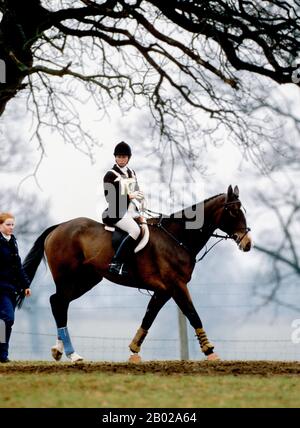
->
[[102, 142, 144, 276]]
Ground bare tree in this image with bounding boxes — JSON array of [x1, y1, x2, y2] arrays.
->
[[0, 103, 34, 172], [253, 180, 300, 311], [0, 188, 50, 239], [0, 0, 299, 164], [0, 101, 51, 240]]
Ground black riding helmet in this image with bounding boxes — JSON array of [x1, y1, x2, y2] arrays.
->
[[114, 141, 132, 158]]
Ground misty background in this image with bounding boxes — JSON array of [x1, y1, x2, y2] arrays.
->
[[1, 1, 300, 362]]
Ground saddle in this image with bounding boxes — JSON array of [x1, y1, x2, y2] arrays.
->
[[104, 222, 149, 254]]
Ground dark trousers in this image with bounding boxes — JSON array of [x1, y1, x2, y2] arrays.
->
[[0, 293, 16, 360]]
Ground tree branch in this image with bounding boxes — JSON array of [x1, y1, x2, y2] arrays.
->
[[254, 243, 300, 275]]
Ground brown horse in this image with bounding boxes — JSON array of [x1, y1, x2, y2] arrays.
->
[[23, 185, 252, 362]]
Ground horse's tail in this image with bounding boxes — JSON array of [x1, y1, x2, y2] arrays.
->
[[23, 224, 60, 283]]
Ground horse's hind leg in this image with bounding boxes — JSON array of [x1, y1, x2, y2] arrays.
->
[[50, 293, 83, 362], [129, 291, 170, 362]]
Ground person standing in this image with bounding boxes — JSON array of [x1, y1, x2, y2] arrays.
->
[[102, 142, 144, 276], [0, 212, 31, 362]]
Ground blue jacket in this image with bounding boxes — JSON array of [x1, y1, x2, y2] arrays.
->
[[0, 233, 30, 296]]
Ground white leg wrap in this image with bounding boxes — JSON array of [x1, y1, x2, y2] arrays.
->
[[67, 352, 84, 362], [51, 339, 64, 361]]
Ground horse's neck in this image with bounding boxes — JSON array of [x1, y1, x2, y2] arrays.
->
[[195, 194, 226, 247], [202, 194, 226, 230], [167, 194, 226, 256]]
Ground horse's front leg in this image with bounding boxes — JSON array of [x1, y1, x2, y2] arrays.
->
[[129, 290, 171, 362], [172, 284, 220, 361]]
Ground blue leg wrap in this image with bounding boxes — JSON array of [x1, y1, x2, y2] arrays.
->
[[57, 327, 74, 356]]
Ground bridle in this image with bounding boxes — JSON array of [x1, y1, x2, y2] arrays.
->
[[144, 200, 251, 263], [211, 200, 251, 243]]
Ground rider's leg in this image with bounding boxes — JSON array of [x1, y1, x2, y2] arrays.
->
[[109, 213, 140, 275]]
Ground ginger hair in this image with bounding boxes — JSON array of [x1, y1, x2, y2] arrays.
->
[[0, 212, 15, 224]]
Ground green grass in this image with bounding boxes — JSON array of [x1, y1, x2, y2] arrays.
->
[[1, 371, 300, 408]]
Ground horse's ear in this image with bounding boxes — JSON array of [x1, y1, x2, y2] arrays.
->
[[233, 185, 239, 198], [227, 185, 233, 199]]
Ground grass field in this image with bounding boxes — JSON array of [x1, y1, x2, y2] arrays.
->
[[1, 361, 300, 408]]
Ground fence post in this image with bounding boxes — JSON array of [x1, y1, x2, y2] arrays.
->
[[178, 308, 189, 360], [0, 319, 6, 344], [0, 59, 6, 83]]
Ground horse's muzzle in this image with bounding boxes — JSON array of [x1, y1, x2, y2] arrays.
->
[[236, 232, 252, 252]]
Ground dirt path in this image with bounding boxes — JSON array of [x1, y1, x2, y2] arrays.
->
[[1, 360, 300, 376]]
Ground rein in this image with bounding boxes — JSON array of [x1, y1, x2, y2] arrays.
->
[[195, 227, 250, 263], [145, 209, 194, 256], [156, 216, 191, 254]]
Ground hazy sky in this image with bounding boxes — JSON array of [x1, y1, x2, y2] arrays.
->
[[11, 104, 253, 228]]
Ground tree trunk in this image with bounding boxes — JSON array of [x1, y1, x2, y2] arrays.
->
[[0, 0, 49, 115]]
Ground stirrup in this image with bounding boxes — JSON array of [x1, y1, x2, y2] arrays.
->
[[109, 262, 128, 276]]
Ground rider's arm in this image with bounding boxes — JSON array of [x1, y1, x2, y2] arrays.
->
[[103, 171, 120, 204], [128, 170, 144, 200]]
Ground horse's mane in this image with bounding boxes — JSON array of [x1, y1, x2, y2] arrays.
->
[[160, 193, 225, 222], [203, 193, 224, 204]]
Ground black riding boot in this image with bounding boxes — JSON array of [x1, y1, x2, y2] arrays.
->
[[109, 233, 136, 276]]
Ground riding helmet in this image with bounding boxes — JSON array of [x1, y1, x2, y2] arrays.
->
[[113, 141, 132, 157]]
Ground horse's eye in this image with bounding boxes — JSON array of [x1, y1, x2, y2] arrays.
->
[[229, 208, 239, 217]]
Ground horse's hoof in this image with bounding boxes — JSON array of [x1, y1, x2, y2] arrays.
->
[[67, 352, 84, 362], [51, 346, 63, 361], [207, 353, 220, 361], [129, 354, 142, 363]]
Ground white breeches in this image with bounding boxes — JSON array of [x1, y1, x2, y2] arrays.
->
[[115, 211, 140, 240]]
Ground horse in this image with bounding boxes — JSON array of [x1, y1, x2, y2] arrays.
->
[[23, 185, 252, 362]]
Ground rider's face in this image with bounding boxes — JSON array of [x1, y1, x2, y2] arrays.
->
[[115, 155, 129, 168]]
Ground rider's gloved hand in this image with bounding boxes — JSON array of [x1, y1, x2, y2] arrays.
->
[[129, 190, 144, 200]]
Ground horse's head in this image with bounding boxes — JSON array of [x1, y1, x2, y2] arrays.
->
[[218, 185, 252, 252]]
